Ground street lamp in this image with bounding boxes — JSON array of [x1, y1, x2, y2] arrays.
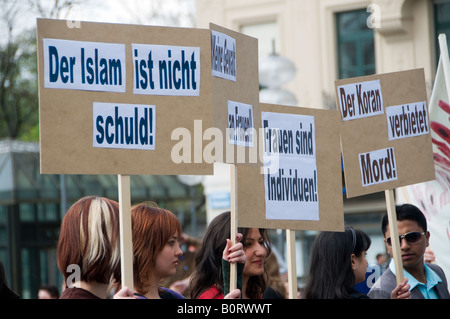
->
[[259, 40, 297, 106]]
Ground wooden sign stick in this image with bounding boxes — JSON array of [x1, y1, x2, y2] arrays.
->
[[385, 189, 404, 284], [229, 164, 238, 291], [438, 34, 450, 100], [229, 164, 238, 292], [118, 174, 134, 290], [286, 229, 298, 299]]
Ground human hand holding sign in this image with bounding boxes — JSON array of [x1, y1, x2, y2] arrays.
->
[[113, 286, 137, 299], [390, 277, 411, 299], [223, 233, 246, 264], [223, 233, 245, 299]]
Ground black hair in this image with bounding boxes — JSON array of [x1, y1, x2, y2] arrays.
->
[[189, 211, 271, 299], [381, 203, 427, 236], [39, 285, 60, 298], [304, 227, 371, 299]]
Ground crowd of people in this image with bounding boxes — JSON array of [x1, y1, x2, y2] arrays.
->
[[1, 196, 448, 300]]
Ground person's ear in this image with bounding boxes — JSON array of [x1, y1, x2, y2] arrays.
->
[[351, 253, 356, 270]]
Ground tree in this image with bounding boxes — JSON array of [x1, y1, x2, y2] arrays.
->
[[0, 2, 38, 140], [0, 0, 194, 141], [0, 0, 82, 141]]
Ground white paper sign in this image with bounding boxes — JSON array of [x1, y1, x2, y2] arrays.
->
[[211, 30, 236, 81], [227, 100, 254, 147], [93, 102, 156, 150], [132, 44, 200, 96], [43, 38, 126, 92], [359, 147, 397, 186], [385, 101, 429, 140], [337, 79, 384, 121], [262, 112, 319, 221]]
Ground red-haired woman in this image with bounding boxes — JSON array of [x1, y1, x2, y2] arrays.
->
[[57, 196, 134, 299], [131, 202, 243, 299]]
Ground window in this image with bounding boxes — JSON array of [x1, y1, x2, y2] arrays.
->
[[434, 0, 450, 66], [336, 9, 375, 79]]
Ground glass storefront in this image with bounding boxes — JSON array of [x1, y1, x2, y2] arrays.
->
[[0, 139, 205, 298]]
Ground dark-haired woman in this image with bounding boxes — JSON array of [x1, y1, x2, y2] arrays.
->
[[304, 227, 410, 299], [190, 211, 271, 299]]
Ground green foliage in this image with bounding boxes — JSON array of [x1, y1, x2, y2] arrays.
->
[[0, 29, 39, 141]]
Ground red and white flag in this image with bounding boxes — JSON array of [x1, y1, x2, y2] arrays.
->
[[396, 34, 450, 289]]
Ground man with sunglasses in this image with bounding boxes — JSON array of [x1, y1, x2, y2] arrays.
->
[[368, 204, 449, 299]]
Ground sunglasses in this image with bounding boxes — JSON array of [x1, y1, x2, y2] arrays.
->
[[386, 231, 425, 247]]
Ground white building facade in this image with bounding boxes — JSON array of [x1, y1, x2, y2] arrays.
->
[[196, 0, 450, 290]]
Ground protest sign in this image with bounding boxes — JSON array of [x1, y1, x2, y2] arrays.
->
[[37, 18, 215, 291], [335, 69, 435, 198], [209, 23, 261, 291], [335, 68, 435, 284], [37, 18, 213, 176], [210, 23, 261, 165], [236, 103, 344, 297], [237, 103, 344, 231], [261, 111, 319, 221]]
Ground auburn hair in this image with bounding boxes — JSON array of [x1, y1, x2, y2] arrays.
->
[[131, 202, 182, 295], [57, 196, 121, 285]]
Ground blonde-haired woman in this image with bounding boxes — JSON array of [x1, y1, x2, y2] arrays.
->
[[57, 196, 134, 299]]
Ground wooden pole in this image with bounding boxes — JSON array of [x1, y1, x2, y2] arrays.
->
[[286, 229, 297, 299], [385, 189, 404, 284], [438, 34, 450, 101], [229, 164, 238, 291], [118, 174, 134, 290]]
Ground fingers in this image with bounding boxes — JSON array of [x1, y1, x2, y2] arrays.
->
[[227, 242, 246, 264], [223, 238, 246, 264], [224, 289, 241, 299], [222, 239, 233, 260], [113, 286, 137, 299], [390, 278, 411, 299], [398, 279, 411, 299]]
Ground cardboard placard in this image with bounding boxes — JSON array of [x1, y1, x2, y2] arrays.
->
[[335, 69, 435, 198], [237, 103, 344, 231], [37, 18, 213, 175], [208, 24, 262, 291], [209, 23, 261, 165]]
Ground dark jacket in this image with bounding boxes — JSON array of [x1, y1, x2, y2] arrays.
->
[[368, 263, 449, 299], [0, 283, 20, 299]]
